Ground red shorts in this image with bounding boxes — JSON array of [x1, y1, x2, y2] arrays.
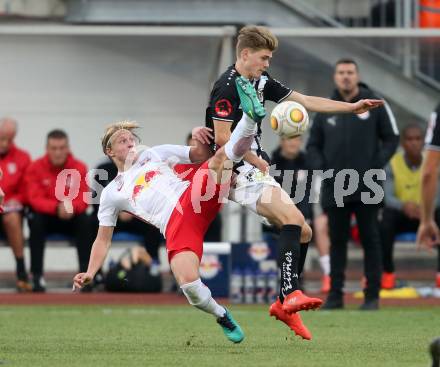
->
[[165, 161, 223, 262]]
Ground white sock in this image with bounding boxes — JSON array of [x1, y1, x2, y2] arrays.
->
[[181, 278, 226, 318], [224, 114, 257, 162], [319, 255, 330, 276]]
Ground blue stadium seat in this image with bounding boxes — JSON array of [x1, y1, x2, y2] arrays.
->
[[45, 232, 143, 243], [394, 232, 417, 242], [113, 232, 143, 243]]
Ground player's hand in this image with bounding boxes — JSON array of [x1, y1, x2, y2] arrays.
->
[[352, 99, 384, 114], [192, 127, 214, 145], [58, 201, 74, 220], [72, 272, 93, 291], [254, 157, 269, 174], [416, 220, 440, 252], [0, 187, 5, 208]]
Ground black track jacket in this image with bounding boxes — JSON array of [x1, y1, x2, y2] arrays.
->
[[306, 86, 399, 209]]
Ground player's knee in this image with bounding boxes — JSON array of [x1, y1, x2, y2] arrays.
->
[[2, 212, 20, 228], [278, 207, 305, 227], [175, 272, 199, 286], [301, 222, 313, 243], [181, 279, 211, 308], [210, 149, 227, 169]]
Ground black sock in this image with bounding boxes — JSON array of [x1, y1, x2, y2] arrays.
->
[[278, 224, 301, 303], [298, 243, 309, 276], [15, 257, 27, 281]]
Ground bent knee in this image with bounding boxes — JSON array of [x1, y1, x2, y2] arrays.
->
[[2, 212, 21, 227], [301, 222, 313, 243], [173, 272, 199, 286], [278, 208, 305, 227]]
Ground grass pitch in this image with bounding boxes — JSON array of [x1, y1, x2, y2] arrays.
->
[[0, 304, 438, 367]]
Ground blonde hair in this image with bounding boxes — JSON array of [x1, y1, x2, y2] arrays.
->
[[101, 120, 140, 154], [236, 25, 278, 56]]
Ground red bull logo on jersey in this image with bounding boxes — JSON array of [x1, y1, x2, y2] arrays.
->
[[199, 254, 222, 279], [248, 242, 270, 261], [132, 170, 160, 201]]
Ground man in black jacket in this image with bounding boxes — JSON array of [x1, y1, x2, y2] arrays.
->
[[306, 58, 399, 310]]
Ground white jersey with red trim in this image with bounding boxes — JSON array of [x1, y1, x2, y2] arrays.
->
[[98, 145, 192, 234]]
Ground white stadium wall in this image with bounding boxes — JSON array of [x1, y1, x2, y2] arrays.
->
[[0, 35, 221, 168]]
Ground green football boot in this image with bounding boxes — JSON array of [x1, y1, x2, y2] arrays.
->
[[235, 76, 266, 123], [216, 309, 245, 344]]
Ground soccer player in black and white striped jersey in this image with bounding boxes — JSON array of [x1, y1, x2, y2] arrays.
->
[[206, 25, 384, 340], [417, 103, 440, 291]]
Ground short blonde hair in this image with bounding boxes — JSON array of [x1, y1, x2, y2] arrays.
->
[[236, 25, 278, 56], [101, 120, 140, 154]]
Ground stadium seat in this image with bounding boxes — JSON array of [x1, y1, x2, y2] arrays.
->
[[394, 232, 417, 242], [45, 232, 144, 243], [112, 232, 144, 243]]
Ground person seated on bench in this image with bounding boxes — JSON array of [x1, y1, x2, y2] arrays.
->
[[380, 123, 440, 289], [24, 130, 93, 292], [0, 118, 32, 292]]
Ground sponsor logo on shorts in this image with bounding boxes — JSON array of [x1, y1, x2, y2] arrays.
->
[[244, 168, 267, 183]]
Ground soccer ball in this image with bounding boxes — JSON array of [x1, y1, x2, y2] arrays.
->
[[270, 101, 309, 137]]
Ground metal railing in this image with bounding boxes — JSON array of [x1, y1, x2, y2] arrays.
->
[[280, 0, 440, 90]]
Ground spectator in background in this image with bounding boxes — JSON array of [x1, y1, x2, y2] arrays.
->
[[91, 157, 163, 260], [380, 124, 440, 289], [0, 118, 32, 292], [417, 103, 440, 291], [307, 58, 399, 310], [25, 130, 92, 292]]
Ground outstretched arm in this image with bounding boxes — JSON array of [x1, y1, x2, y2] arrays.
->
[[417, 150, 440, 250], [288, 92, 383, 114], [73, 225, 114, 290]]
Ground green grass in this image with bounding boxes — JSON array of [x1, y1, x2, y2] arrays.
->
[[0, 305, 438, 367]]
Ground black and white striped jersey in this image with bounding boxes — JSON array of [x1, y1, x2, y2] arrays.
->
[[425, 104, 440, 151], [205, 64, 292, 133]]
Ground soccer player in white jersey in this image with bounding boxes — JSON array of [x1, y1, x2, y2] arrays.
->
[[73, 77, 267, 344]]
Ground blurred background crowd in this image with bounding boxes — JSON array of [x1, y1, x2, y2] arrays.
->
[[0, 0, 439, 301]]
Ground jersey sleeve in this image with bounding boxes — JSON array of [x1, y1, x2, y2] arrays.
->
[[263, 74, 292, 103], [97, 187, 119, 227], [425, 105, 440, 151], [209, 81, 241, 123], [139, 145, 192, 165]]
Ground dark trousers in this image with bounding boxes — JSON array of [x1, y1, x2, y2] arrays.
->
[[28, 212, 93, 276], [205, 213, 222, 242], [380, 207, 440, 273], [327, 203, 382, 300]]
